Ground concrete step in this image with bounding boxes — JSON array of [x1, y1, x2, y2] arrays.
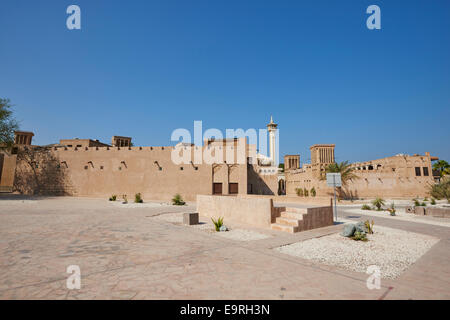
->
[[281, 211, 305, 220], [270, 223, 297, 233], [285, 207, 307, 214], [276, 216, 301, 227]]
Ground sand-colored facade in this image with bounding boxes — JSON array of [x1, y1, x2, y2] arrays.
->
[[1, 133, 279, 200], [285, 144, 438, 198], [0, 123, 441, 200]]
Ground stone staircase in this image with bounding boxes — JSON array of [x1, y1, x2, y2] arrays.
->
[[270, 207, 308, 233]]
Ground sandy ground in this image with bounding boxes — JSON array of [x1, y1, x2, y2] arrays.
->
[[0, 195, 449, 299]]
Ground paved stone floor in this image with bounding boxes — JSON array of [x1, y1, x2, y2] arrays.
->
[[0, 195, 449, 299]]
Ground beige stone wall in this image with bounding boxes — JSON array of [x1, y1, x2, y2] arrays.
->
[[10, 139, 264, 200], [0, 152, 17, 188], [286, 154, 436, 199], [197, 195, 275, 228], [247, 164, 278, 195]]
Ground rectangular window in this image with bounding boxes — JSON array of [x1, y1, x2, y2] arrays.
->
[[213, 183, 222, 195], [229, 183, 238, 194], [415, 167, 421, 176], [423, 167, 429, 176]]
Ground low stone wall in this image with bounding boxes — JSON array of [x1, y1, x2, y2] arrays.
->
[[407, 206, 450, 218], [239, 194, 333, 206], [197, 195, 279, 228], [197, 194, 334, 231], [303, 206, 334, 231]]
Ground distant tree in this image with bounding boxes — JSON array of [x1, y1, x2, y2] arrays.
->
[[323, 161, 358, 186], [320, 161, 359, 200], [278, 163, 284, 172], [429, 178, 450, 203], [432, 160, 450, 177], [371, 197, 385, 211], [0, 98, 19, 149]]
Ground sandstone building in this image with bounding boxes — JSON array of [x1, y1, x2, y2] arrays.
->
[[285, 144, 439, 198], [0, 118, 440, 199], [0, 119, 279, 200]]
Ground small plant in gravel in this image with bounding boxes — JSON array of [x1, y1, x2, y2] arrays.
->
[[364, 220, 374, 234], [361, 204, 371, 210], [351, 231, 368, 242], [431, 198, 437, 205], [211, 217, 224, 232], [122, 194, 128, 204], [413, 199, 421, 206], [295, 188, 304, 197], [134, 193, 143, 203], [421, 202, 427, 207], [310, 187, 316, 197], [109, 194, 117, 201], [423, 197, 429, 202], [372, 197, 385, 211], [303, 188, 309, 197], [387, 202, 396, 216], [172, 193, 186, 205]]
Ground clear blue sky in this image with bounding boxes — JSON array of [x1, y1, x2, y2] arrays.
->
[[1, 0, 449, 164]]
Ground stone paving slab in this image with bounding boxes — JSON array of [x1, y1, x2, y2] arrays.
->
[[0, 196, 449, 299]]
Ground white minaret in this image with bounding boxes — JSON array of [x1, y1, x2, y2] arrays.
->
[[267, 116, 278, 165]]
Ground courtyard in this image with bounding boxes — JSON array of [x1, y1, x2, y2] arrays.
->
[[0, 195, 449, 300]]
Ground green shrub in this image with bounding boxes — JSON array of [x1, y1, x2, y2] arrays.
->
[[296, 188, 304, 197], [424, 197, 429, 202], [211, 217, 224, 232], [172, 193, 186, 205], [109, 194, 117, 201], [361, 204, 371, 210], [364, 220, 374, 234], [429, 179, 450, 201], [414, 199, 421, 206], [310, 187, 316, 197], [421, 202, 426, 207], [304, 188, 309, 197], [387, 202, 396, 215], [134, 193, 143, 203], [431, 198, 436, 205], [371, 197, 385, 211], [351, 231, 368, 242]]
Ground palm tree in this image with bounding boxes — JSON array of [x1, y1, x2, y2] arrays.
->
[[433, 160, 450, 177], [323, 161, 358, 186], [372, 197, 385, 211], [320, 161, 358, 199]]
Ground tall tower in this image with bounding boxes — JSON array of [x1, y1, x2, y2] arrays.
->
[[267, 116, 278, 165]]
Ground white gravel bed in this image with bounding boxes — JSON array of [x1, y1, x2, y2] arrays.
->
[[343, 208, 450, 228], [275, 225, 439, 279], [214, 229, 271, 241]]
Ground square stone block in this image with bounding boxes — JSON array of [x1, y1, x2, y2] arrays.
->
[[414, 207, 426, 216], [183, 212, 199, 225]]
